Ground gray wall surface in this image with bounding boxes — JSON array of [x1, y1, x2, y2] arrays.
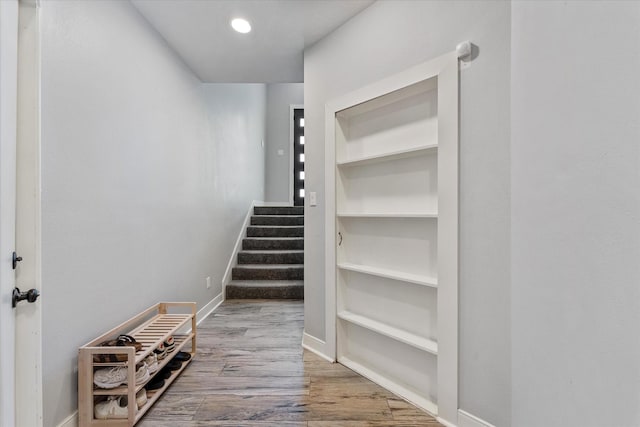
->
[[511, 2, 640, 426], [303, 1, 511, 425], [265, 83, 304, 203], [40, 1, 265, 426]]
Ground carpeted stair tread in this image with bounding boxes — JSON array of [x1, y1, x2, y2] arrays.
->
[[247, 226, 304, 238], [240, 250, 304, 254], [238, 250, 304, 265], [235, 263, 304, 269], [226, 280, 303, 299], [228, 280, 303, 288], [251, 215, 304, 226], [254, 206, 304, 216], [232, 264, 304, 280], [242, 238, 304, 250]]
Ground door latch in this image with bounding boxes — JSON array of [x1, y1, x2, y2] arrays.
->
[[12, 251, 22, 269], [12, 287, 40, 308]]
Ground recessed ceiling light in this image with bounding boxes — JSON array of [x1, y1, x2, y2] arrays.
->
[[231, 18, 251, 34]]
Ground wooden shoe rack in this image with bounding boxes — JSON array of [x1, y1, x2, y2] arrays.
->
[[78, 302, 196, 426]]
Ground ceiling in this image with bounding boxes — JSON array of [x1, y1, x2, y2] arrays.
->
[[131, 0, 374, 83]]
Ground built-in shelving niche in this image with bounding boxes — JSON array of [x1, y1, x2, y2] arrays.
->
[[328, 51, 459, 423]]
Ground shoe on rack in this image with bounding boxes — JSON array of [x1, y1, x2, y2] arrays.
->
[[164, 336, 175, 354], [145, 376, 165, 391], [94, 396, 134, 419], [174, 351, 191, 362], [158, 367, 172, 379], [154, 343, 167, 360], [135, 362, 150, 385], [166, 360, 182, 371], [145, 353, 159, 374], [136, 389, 147, 408], [93, 366, 127, 389]]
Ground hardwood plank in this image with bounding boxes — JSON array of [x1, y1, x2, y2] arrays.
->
[[387, 397, 436, 421], [169, 375, 309, 396], [193, 395, 308, 421], [309, 422, 440, 427], [140, 395, 203, 421], [140, 421, 306, 427]]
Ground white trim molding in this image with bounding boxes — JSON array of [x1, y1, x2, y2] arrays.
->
[[458, 410, 496, 427], [222, 200, 257, 292], [196, 292, 223, 327], [301, 331, 334, 363], [56, 412, 78, 427]]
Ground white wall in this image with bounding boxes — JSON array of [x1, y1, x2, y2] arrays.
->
[[265, 83, 304, 203], [304, 1, 511, 425], [511, 2, 640, 426], [40, 1, 265, 426]]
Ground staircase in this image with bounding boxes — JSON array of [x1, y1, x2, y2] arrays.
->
[[226, 206, 304, 299]]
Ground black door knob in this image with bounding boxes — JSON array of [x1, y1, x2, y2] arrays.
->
[[12, 287, 40, 308]]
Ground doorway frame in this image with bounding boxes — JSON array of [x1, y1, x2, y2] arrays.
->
[[289, 104, 303, 206], [323, 51, 460, 426]]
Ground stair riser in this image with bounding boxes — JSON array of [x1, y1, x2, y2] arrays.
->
[[247, 227, 304, 238], [254, 206, 304, 216], [238, 252, 304, 265], [232, 268, 304, 281], [226, 286, 303, 300], [242, 239, 304, 250], [251, 216, 304, 226]]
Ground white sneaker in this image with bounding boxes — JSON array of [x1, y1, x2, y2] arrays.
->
[[135, 362, 150, 385], [136, 389, 147, 408], [144, 354, 158, 374], [94, 396, 134, 419], [94, 362, 149, 389], [93, 367, 127, 389]]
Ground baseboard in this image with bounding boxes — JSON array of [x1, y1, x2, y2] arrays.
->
[[196, 292, 223, 326], [438, 416, 458, 427], [222, 201, 257, 290], [57, 411, 77, 427], [301, 331, 335, 362], [458, 410, 496, 427]]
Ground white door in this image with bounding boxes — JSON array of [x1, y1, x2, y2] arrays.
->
[[1, 1, 21, 425], [325, 51, 460, 425], [0, 1, 43, 426], [15, 0, 43, 425]]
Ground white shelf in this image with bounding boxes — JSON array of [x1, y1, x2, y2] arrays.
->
[[337, 262, 437, 288], [338, 356, 438, 416], [337, 212, 437, 218], [338, 310, 438, 355], [336, 144, 437, 168]]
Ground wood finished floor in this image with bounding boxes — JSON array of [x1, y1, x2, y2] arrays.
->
[[139, 300, 442, 426]]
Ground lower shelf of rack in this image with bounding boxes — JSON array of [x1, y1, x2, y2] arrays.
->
[[134, 354, 193, 423], [88, 354, 193, 426]]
